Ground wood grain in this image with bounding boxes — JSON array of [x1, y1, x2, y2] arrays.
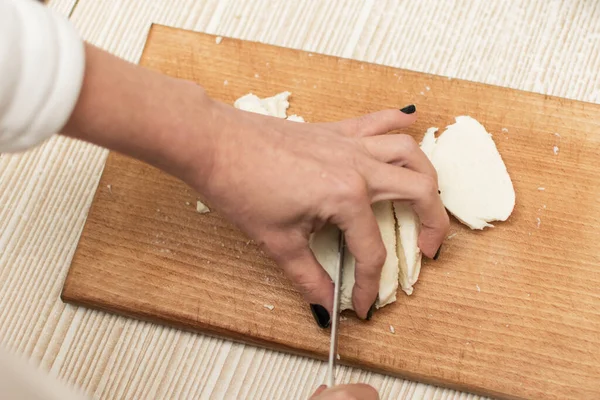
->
[[62, 25, 600, 399]]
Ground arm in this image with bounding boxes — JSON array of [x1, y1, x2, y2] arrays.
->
[[62, 44, 215, 188]]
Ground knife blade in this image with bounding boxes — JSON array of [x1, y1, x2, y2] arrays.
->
[[325, 229, 345, 388]]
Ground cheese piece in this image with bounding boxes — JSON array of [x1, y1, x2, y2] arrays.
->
[[286, 114, 305, 122], [260, 91, 291, 118], [391, 131, 439, 296], [425, 116, 515, 229], [234, 91, 292, 118], [196, 200, 210, 213], [310, 201, 399, 311], [393, 202, 422, 295], [420, 127, 437, 159]]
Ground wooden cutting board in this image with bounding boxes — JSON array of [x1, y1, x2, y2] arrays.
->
[[62, 25, 600, 399]]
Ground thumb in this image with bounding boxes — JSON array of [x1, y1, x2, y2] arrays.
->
[[309, 385, 328, 399]]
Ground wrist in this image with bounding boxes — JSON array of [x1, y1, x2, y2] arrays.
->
[[62, 44, 219, 189], [152, 80, 219, 189]]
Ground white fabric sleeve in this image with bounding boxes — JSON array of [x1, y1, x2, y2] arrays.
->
[[0, 346, 88, 400], [0, 0, 85, 153]]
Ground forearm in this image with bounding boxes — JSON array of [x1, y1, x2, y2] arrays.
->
[[62, 44, 217, 185]]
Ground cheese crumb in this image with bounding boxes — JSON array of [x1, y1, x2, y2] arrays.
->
[[254, 73, 260, 78], [536, 217, 541, 228], [336, 354, 341, 360], [106, 184, 112, 193], [425, 86, 431, 91], [215, 36, 223, 44], [501, 128, 508, 133], [476, 284, 481, 292], [223, 79, 228, 86], [389, 325, 395, 334], [554, 132, 561, 137], [263, 304, 274, 311], [446, 232, 457, 240], [185, 201, 190, 206], [537, 187, 545, 191], [234, 91, 305, 122], [286, 114, 305, 122], [196, 201, 210, 213], [553, 146, 559, 155]]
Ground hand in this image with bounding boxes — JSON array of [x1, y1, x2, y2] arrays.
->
[[309, 384, 379, 400], [63, 44, 449, 320], [192, 100, 449, 318]]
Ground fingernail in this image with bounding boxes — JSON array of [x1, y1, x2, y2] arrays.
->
[[365, 295, 379, 321], [400, 104, 416, 114], [310, 304, 331, 328], [438, 190, 441, 194], [433, 245, 442, 261]]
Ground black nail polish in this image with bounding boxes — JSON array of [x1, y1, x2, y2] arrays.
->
[[433, 245, 442, 261], [400, 104, 416, 114], [365, 296, 379, 321], [310, 304, 331, 328]]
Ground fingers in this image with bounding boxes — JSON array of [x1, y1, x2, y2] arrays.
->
[[337, 108, 417, 138], [334, 199, 386, 319], [311, 384, 379, 400], [361, 134, 437, 179], [365, 163, 449, 257], [271, 236, 335, 313], [309, 385, 328, 398]]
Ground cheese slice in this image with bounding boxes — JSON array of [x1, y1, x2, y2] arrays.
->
[[310, 201, 399, 311], [420, 127, 438, 159], [425, 116, 515, 229], [393, 202, 422, 295], [286, 114, 305, 122]]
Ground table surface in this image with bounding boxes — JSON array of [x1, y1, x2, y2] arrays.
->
[[1, 1, 599, 399]]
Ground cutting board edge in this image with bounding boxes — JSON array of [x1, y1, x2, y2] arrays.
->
[[144, 23, 600, 112], [60, 287, 523, 400]]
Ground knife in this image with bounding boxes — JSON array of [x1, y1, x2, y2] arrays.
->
[[325, 230, 345, 388]]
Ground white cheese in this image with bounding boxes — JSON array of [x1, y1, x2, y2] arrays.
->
[[233, 93, 270, 116], [286, 114, 305, 122], [424, 116, 515, 230], [393, 202, 422, 295], [390, 130, 444, 296], [234, 91, 305, 121], [420, 127, 437, 159], [196, 201, 210, 214], [310, 201, 399, 311]]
